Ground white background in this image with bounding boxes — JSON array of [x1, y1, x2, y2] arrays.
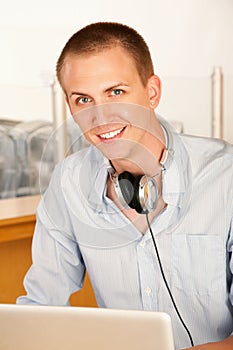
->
[[0, 0, 232, 141]]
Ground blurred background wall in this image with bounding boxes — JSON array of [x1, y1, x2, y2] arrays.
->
[[0, 0, 232, 141]]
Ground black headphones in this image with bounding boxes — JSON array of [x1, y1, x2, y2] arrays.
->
[[112, 170, 160, 214], [106, 124, 173, 214]]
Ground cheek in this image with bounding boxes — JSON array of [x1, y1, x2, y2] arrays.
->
[[83, 131, 95, 144], [83, 131, 103, 148], [72, 109, 94, 135], [138, 95, 150, 106], [129, 126, 148, 143], [131, 87, 151, 106], [124, 108, 151, 133]]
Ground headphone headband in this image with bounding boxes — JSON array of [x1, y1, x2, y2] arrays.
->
[[159, 123, 173, 170]]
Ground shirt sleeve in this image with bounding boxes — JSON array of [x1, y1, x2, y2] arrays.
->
[[17, 163, 86, 305]]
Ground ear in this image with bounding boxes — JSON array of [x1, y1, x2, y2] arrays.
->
[[147, 75, 161, 109]]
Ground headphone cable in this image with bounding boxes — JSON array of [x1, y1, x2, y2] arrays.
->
[[145, 212, 194, 347]]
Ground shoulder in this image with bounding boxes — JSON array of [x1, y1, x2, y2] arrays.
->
[[37, 145, 105, 229], [180, 133, 233, 161], [58, 145, 104, 173], [178, 133, 233, 184], [45, 145, 104, 194]]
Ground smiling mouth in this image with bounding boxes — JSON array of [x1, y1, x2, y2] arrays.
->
[[98, 126, 126, 140]]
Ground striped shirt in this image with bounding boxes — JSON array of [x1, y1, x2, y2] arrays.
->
[[17, 120, 233, 349]]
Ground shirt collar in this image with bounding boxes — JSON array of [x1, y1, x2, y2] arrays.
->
[[159, 117, 192, 209], [87, 118, 192, 213]]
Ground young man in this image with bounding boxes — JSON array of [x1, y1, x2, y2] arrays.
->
[[17, 22, 233, 349]]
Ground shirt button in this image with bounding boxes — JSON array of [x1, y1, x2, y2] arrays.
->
[[140, 241, 145, 247], [145, 287, 152, 295]]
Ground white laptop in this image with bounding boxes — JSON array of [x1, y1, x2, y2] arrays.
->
[[0, 304, 175, 350]]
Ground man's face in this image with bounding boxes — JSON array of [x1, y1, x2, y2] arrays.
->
[[61, 46, 161, 161]]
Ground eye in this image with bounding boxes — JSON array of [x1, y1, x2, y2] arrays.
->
[[80, 97, 89, 103], [111, 89, 124, 96], [75, 96, 92, 105]]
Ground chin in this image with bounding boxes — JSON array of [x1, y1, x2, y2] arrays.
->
[[97, 141, 132, 161]]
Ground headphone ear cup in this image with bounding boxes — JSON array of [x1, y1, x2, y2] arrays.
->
[[118, 172, 144, 214], [129, 175, 145, 214], [116, 171, 159, 214], [118, 171, 135, 206]]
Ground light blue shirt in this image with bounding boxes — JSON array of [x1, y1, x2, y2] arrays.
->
[[17, 121, 233, 349]]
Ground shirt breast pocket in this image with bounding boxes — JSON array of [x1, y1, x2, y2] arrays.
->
[[172, 234, 225, 295]]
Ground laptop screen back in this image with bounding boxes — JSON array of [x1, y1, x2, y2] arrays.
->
[[0, 304, 175, 350]]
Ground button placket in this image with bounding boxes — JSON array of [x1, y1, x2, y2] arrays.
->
[[145, 286, 152, 295], [137, 239, 158, 310]]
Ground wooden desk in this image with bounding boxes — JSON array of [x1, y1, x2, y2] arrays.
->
[[0, 195, 97, 306]]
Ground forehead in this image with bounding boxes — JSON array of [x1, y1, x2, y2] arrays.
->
[[60, 46, 140, 92]]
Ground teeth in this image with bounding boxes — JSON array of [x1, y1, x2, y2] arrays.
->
[[99, 127, 124, 139]]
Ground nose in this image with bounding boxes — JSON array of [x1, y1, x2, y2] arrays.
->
[[94, 96, 107, 107], [89, 102, 117, 127], [74, 103, 113, 134], [92, 104, 108, 125]]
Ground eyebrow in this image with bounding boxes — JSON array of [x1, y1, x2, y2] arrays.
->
[[69, 82, 129, 99], [104, 82, 128, 92], [69, 92, 87, 98]]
